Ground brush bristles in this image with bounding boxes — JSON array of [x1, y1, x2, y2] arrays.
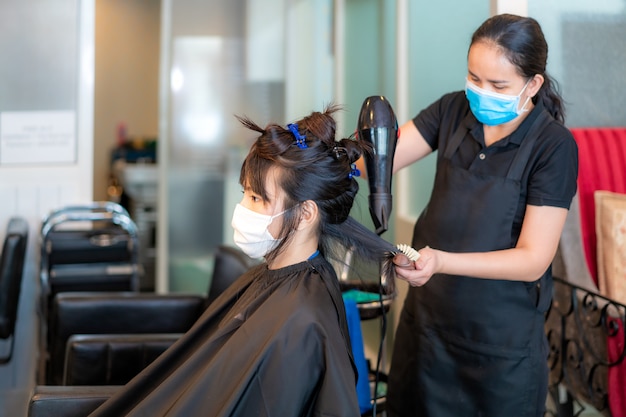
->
[[396, 244, 420, 262]]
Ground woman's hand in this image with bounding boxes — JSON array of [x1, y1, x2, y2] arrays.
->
[[393, 246, 440, 287], [391, 205, 569, 286]]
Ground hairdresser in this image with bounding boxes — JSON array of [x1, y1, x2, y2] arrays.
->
[[386, 14, 578, 417]]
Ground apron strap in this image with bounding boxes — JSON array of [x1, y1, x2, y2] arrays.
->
[[505, 109, 553, 181], [442, 109, 554, 182], [443, 113, 475, 159]]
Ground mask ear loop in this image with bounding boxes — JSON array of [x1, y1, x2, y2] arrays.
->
[[268, 209, 287, 223], [518, 77, 534, 113], [268, 203, 302, 237]]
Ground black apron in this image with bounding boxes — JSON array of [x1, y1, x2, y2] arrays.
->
[[387, 109, 553, 417]]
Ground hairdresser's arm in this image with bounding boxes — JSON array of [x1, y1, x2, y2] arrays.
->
[[393, 120, 433, 173], [396, 204, 568, 286], [356, 120, 433, 178]]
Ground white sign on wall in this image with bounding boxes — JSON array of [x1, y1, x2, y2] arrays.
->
[[0, 110, 77, 165]]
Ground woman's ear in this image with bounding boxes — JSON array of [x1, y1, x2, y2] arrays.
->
[[528, 74, 544, 98], [298, 200, 319, 230]]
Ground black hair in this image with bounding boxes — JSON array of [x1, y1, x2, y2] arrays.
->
[[236, 104, 398, 291], [470, 13, 566, 124]]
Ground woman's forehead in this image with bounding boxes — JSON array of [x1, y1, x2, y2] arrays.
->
[[244, 165, 283, 206], [468, 41, 518, 79], [263, 166, 283, 203]]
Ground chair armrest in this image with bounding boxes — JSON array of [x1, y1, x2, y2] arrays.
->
[[64, 333, 182, 385], [28, 385, 121, 417], [0, 217, 29, 364], [0, 218, 29, 338]]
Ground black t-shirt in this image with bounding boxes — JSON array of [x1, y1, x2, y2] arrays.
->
[[413, 91, 578, 213]]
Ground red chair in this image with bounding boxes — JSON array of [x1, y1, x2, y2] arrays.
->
[[575, 128, 626, 417], [547, 128, 626, 417]]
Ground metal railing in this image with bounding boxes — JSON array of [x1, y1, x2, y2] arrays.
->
[[545, 277, 626, 417]]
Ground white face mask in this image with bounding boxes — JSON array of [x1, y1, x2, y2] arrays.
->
[[231, 203, 285, 259]]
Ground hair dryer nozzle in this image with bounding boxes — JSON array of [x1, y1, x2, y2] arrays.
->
[[357, 96, 398, 235], [368, 193, 392, 235]]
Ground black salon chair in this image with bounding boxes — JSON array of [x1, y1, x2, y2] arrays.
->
[[0, 216, 29, 364], [46, 292, 204, 385], [41, 245, 257, 386], [39, 203, 141, 316]]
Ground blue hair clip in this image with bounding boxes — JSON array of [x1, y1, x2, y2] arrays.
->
[[287, 123, 308, 149], [348, 163, 361, 179]]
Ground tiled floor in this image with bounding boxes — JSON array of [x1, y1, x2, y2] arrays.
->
[[546, 393, 604, 417], [577, 406, 604, 417]]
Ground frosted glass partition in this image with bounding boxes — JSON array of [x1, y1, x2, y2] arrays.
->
[[398, 1, 489, 221], [0, 1, 78, 112], [159, 0, 334, 292], [528, 1, 626, 127]]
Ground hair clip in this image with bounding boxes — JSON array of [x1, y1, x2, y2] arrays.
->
[[348, 163, 361, 179], [287, 123, 308, 149], [333, 145, 347, 160]]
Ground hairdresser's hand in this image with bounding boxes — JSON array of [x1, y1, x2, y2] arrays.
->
[[393, 246, 440, 287]]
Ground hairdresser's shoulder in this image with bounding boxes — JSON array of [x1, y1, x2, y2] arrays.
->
[[420, 89, 468, 115], [540, 110, 576, 147]]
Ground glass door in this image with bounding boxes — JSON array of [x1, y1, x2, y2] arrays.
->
[[158, 0, 335, 292]]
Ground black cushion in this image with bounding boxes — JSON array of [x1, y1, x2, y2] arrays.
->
[[47, 292, 204, 385], [28, 385, 120, 417], [64, 333, 181, 385], [207, 245, 258, 305], [45, 228, 133, 265]]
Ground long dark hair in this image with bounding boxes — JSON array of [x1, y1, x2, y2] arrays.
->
[[470, 14, 566, 124], [236, 104, 398, 288]]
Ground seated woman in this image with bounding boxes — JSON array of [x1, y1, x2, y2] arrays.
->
[[89, 104, 399, 417]]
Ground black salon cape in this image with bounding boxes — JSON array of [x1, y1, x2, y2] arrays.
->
[[89, 255, 360, 417]]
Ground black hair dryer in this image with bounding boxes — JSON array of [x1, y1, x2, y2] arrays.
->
[[357, 95, 399, 235]]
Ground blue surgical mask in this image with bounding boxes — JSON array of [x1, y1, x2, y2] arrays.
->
[[465, 79, 531, 126]]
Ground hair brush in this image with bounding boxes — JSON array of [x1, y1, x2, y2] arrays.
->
[[379, 244, 421, 294], [393, 243, 420, 270]]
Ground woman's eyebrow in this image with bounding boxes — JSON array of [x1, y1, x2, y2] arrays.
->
[[467, 69, 509, 85]]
